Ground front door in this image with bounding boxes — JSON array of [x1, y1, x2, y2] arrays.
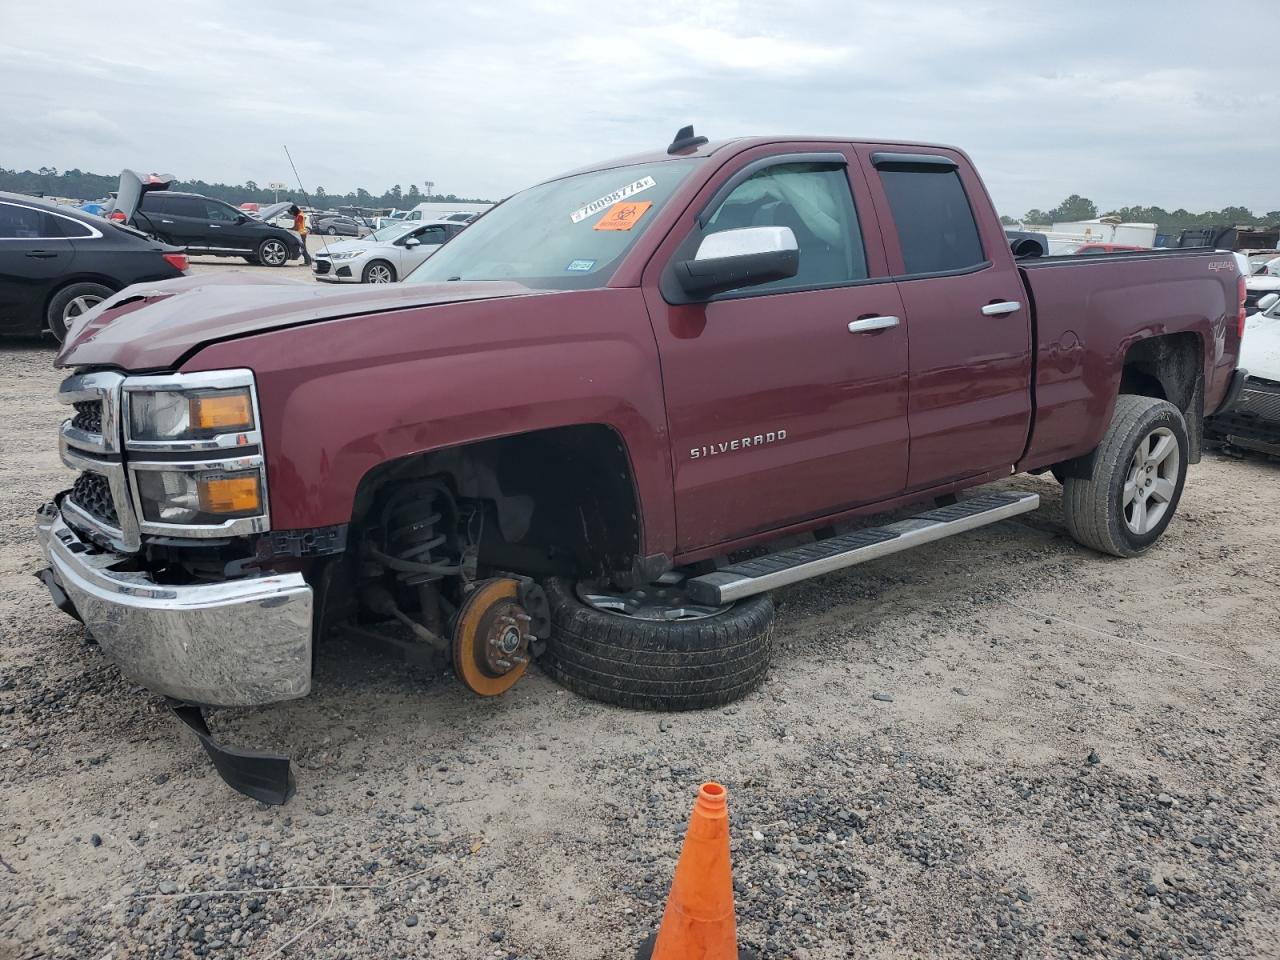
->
[[203, 198, 256, 252], [859, 148, 1033, 489], [644, 146, 911, 554]]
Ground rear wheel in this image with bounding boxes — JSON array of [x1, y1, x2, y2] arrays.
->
[[46, 282, 113, 343], [540, 573, 774, 711], [1062, 395, 1189, 557], [363, 260, 396, 284], [257, 238, 289, 267], [326, 225, 338, 235]]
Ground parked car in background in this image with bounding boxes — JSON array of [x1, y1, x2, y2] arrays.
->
[[1208, 291, 1280, 455], [107, 171, 303, 266], [0, 191, 187, 341], [311, 219, 464, 283], [311, 214, 366, 237]]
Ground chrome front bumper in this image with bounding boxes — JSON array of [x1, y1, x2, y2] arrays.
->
[[35, 506, 313, 707]]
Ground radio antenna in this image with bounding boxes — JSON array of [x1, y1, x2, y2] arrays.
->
[[283, 144, 334, 258]]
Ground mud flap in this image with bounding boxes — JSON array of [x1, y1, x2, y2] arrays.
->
[[169, 701, 296, 805]]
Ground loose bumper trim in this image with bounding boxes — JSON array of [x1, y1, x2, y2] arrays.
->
[[35, 506, 313, 707]]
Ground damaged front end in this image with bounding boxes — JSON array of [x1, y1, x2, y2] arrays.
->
[[34, 368, 314, 803]]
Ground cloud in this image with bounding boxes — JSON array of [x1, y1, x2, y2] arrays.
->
[[0, 0, 1274, 215]]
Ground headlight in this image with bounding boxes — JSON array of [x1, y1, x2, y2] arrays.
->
[[329, 250, 366, 261], [121, 370, 270, 537], [129, 387, 255, 441], [135, 469, 264, 524]]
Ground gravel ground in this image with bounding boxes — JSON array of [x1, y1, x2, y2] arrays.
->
[[1, 271, 1279, 958]]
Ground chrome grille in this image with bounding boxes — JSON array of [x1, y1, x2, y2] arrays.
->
[[71, 400, 102, 433], [58, 370, 138, 552], [69, 472, 119, 527]]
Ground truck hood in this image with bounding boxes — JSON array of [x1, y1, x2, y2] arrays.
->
[[56, 272, 547, 371]]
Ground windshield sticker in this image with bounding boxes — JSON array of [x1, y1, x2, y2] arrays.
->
[[566, 259, 596, 272], [570, 176, 656, 223], [593, 200, 653, 232]]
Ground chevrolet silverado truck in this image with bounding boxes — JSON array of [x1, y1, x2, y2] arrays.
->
[[36, 128, 1247, 802]]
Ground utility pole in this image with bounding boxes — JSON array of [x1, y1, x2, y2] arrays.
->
[[424, 180, 435, 200]]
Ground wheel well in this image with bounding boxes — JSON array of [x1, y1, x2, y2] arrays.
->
[[1120, 333, 1200, 411], [350, 425, 641, 580], [1120, 333, 1204, 462], [1055, 332, 1206, 480]]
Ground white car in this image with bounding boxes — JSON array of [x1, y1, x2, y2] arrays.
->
[[1208, 290, 1280, 455], [311, 219, 465, 283]]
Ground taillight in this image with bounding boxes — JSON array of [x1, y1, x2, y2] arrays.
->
[[108, 210, 126, 222], [1237, 275, 1247, 339], [162, 252, 189, 273]]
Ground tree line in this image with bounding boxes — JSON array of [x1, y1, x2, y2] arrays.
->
[[0, 166, 492, 209], [1001, 194, 1280, 238]]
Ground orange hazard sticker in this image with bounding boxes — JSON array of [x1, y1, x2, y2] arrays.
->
[[593, 200, 652, 231]]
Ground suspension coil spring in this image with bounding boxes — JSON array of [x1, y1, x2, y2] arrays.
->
[[369, 480, 462, 582]]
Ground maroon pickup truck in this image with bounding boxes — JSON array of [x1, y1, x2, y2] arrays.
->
[[36, 128, 1246, 801]]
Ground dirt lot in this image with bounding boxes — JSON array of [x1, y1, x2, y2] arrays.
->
[[1, 264, 1278, 959]]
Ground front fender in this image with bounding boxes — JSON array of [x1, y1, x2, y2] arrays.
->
[[184, 287, 677, 558]]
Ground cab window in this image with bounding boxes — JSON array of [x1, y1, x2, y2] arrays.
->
[[878, 166, 985, 275], [704, 162, 867, 293]]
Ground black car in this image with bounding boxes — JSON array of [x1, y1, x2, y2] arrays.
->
[[109, 171, 303, 266], [0, 192, 187, 342]]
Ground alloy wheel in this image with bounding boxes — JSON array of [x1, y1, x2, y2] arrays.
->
[[261, 240, 287, 265], [62, 294, 103, 325], [1122, 426, 1179, 535]]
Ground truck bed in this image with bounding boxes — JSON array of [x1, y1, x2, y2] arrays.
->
[[1018, 246, 1241, 471]]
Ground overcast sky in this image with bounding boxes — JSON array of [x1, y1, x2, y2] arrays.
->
[[2, 1, 1275, 216]]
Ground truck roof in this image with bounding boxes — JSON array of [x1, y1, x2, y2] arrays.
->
[[555, 134, 966, 182]]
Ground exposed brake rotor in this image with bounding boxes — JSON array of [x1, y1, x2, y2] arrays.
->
[[451, 578, 534, 696]]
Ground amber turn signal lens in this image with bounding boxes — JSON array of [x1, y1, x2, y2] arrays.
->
[[190, 391, 253, 431], [198, 475, 262, 515]]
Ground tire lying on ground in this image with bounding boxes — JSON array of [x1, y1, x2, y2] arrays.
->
[[1062, 394, 1189, 558], [539, 577, 774, 711]]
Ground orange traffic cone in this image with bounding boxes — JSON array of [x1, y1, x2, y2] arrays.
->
[[637, 782, 757, 960]]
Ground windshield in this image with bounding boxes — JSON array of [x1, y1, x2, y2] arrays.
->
[[405, 158, 702, 289], [369, 222, 416, 242]]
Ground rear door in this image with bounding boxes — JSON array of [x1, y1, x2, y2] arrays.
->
[[141, 194, 202, 247], [0, 200, 76, 331], [643, 145, 911, 553], [859, 148, 1032, 489]]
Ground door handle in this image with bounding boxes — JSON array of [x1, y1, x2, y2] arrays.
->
[[981, 300, 1022, 316], [847, 315, 900, 333], [25, 251, 57, 259], [160, 219, 174, 224]]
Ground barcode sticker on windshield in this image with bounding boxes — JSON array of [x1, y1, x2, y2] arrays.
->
[[570, 176, 656, 223]]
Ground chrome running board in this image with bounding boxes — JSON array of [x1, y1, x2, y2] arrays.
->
[[686, 491, 1040, 604]]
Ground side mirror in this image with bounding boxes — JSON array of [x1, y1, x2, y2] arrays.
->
[[236, 214, 248, 224], [674, 226, 799, 299], [404, 237, 421, 248], [1257, 292, 1279, 314]]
